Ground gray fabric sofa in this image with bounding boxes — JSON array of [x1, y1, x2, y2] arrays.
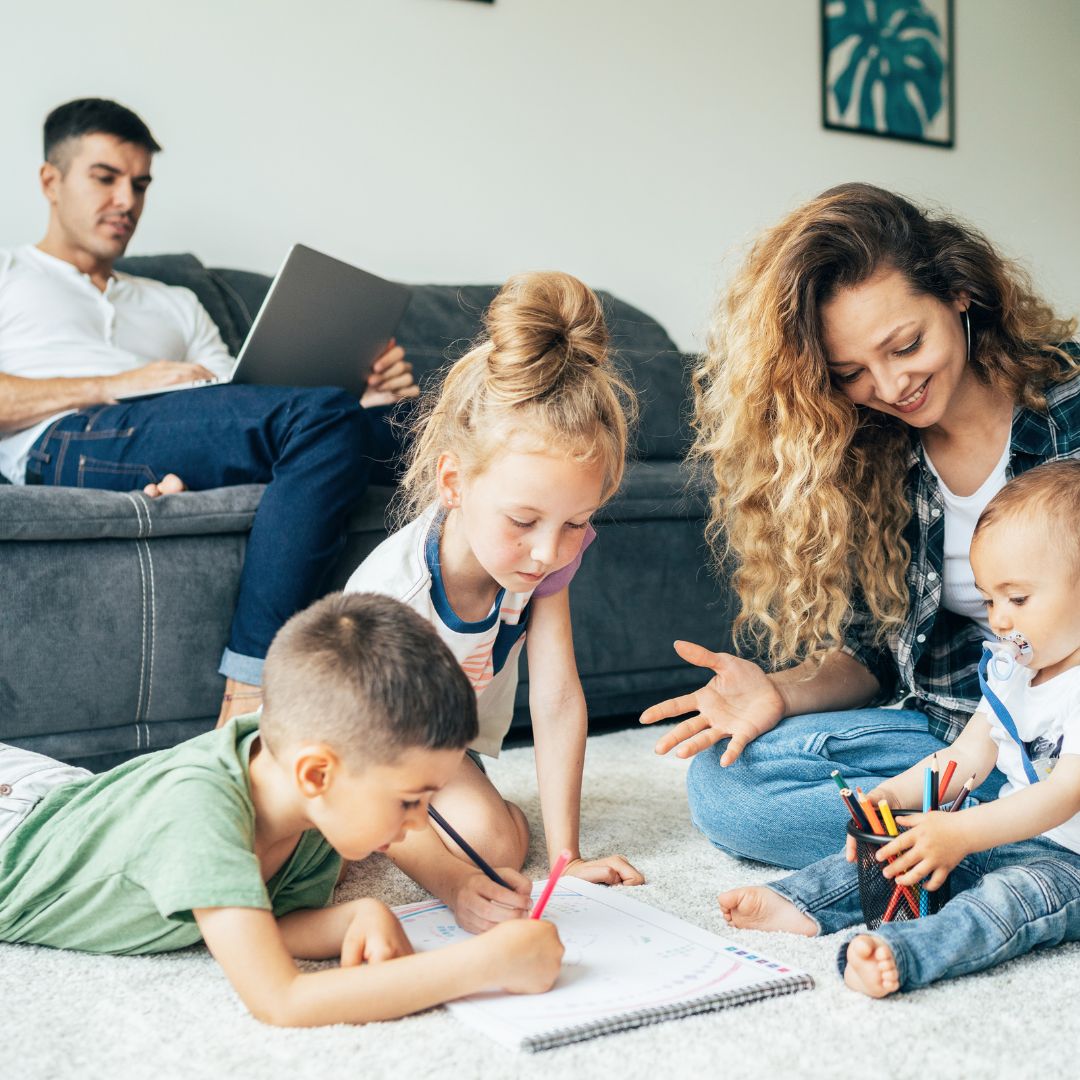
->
[[0, 255, 734, 771]]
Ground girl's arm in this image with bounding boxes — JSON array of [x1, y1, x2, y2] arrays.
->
[[526, 591, 644, 885]]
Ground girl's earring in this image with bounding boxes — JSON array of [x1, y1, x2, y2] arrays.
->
[[964, 309, 971, 362]]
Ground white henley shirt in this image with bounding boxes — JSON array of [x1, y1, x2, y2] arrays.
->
[[0, 244, 233, 482]]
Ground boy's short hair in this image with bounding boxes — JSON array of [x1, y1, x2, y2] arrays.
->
[[44, 98, 162, 170], [974, 460, 1080, 571], [260, 592, 478, 767]]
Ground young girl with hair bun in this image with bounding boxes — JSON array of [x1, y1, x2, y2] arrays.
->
[[346, 270, 644, 933]]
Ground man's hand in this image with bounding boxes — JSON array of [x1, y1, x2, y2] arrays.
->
[[877, 811, 969, 892], [361, 339, 418, 408], [451, 867, 532, 934], [102, 360, 218, 401], [340, 898, 414, 966], [479, 920, 564, 995], [640, 641, 785, 764], [563, 854, 646, 886]]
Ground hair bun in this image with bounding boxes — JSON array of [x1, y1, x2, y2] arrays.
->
[[483, 271, 609, 400]]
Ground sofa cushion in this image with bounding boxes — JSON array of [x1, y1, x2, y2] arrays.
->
[[115, 254, 249, 356], [115, 257, 693, 462]]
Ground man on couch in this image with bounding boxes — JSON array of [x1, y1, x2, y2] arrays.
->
[[0, 98, 418, 725]]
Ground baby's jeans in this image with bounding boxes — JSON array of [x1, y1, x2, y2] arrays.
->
[[0, 743, 90, 847], [767, 836, 1080, 991]]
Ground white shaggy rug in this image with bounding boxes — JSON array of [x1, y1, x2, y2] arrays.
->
[[5, 724, 1077, 1080]]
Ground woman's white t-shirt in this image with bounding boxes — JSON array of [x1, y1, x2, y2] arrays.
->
[[923, 435, 1010, 638]]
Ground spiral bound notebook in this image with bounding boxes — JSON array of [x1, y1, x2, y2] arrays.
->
[[395, 878, 813, 1052]]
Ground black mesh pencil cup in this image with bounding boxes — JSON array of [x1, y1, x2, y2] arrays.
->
[[848, 817, 950, 929]]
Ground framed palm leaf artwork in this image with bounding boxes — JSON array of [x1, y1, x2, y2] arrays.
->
[[821, 0, 954, 147]]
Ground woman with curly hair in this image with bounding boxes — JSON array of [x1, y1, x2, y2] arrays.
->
[[642, 182, 1079, 868]]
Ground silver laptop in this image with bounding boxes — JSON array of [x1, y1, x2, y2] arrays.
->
[[116, 244, 412, 399]]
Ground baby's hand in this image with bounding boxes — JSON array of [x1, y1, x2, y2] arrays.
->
[[865, 783, 900, 808], [563, 854, 646, 886], [452, 867, 532, 934], [877, 812, 968, 891], [340, 898, 414, 966], [481, 920, 564, 995]]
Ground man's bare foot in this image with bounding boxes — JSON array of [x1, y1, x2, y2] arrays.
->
[[717, 887, 817, 936], [844, 934, 900, 998], [217, 677, 263, 728], [143, 473, 187, 498]]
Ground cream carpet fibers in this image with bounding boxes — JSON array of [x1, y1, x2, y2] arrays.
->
[[5, 725, 1076, 1079]]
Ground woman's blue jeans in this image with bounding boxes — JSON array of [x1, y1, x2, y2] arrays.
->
[[25, 384, 407, 684], [685, 707, 1003, 869], [769, 835, 1080, 991]]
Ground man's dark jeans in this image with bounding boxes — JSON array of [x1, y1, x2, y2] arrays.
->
[[25, 384, 404, 684]]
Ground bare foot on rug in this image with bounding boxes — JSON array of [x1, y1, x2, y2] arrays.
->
[[217, 678, 263, 727], [717, 887, 817, 936], [144, 472, 187, 497], [844, 934, 900, 998]]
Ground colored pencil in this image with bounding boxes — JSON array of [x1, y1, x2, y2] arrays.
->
[[838, 790, 867, 829], [530, 849, 573, 920], [931, 752, 940, 811], [427, 805, 511, 890], [921, 768, 932, 915], [939, 759, 958, 804], [878, 800, 899, 837], [856, 788, 885, 835], [877, 799, 920, 920], [948, 773, 976, 813], [831, 768, 852, 793], [840, 788, 871, 832]]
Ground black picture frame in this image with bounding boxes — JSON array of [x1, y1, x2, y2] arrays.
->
[[821, 0, 954, 148]]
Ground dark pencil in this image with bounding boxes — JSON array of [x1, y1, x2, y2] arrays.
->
[[840, 788, 871, 832], [427, 804, 511, 889], [931, 752, 939, 811], [948, 774, 976, 813]]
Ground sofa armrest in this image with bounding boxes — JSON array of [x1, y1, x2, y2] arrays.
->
[[0, 486, 265, 542]]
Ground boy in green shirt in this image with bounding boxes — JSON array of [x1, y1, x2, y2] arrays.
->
[[0, 592, 563, 1025]]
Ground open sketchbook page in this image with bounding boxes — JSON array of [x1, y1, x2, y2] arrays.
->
[[395, 877, 811, 1052]]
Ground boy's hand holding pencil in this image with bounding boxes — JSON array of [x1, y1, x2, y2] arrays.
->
[[479, 920, 565, 995]]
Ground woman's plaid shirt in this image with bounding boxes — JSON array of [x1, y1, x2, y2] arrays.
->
[[844, 363, 1080, 744]]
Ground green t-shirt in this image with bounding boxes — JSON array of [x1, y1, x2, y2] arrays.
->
[[0, 716, 342, 955]]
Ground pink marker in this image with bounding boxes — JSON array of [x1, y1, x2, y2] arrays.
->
[[529, 849, 573, 920]]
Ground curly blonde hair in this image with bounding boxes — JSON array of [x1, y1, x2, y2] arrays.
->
[[694, 183, 1077, 669], [395, 271, 637, 525]]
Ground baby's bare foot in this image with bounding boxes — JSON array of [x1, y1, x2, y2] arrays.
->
[[844, 934, 900, 998], [717, 887, 817, 936]]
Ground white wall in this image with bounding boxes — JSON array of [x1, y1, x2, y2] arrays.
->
[[2, 0, 1078, 351]]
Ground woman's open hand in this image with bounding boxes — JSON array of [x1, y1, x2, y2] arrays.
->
[[640, 641, 785, 764]]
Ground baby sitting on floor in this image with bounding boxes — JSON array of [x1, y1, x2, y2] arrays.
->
[[718, 461, 1080, 997]]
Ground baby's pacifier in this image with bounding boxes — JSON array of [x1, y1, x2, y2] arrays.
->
[[988, 631, 1033, 679]]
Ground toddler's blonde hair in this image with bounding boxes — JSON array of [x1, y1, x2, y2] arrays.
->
[[974, 460, 1080, 573]]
